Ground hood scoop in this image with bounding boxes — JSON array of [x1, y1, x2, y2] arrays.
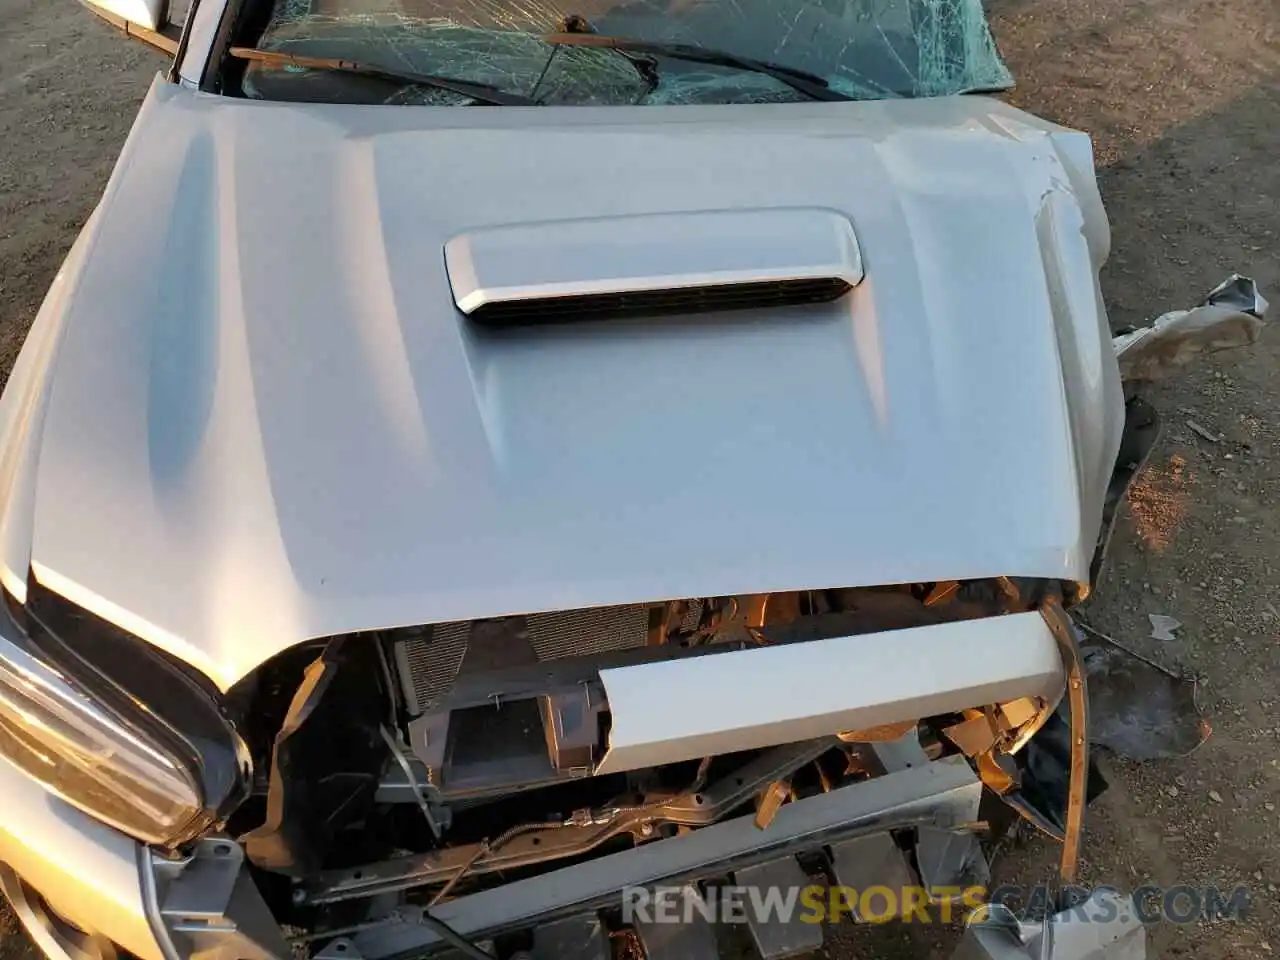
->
[[444, 208, 862, 325]]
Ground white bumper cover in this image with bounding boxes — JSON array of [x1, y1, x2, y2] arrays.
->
[[597, 611, 1064, 774]]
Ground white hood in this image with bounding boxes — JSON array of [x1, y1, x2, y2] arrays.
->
[[13, 78, 1123, 689]]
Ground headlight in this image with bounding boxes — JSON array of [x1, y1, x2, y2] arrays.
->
[[0, 584, 248, 848]]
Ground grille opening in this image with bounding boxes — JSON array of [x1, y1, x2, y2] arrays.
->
[[464, 277, 852, 326]]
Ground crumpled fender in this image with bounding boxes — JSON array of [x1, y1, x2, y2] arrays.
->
[[1114, 274, 1268, 382]]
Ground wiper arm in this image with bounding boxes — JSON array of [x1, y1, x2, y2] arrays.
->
[[228, 46, 540, 106], [541, 34, 852, 102]]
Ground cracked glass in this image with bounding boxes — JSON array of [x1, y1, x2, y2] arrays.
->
[[244, 0, 1013, 105]]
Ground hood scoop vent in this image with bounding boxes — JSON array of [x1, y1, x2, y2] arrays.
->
[[444, 208, 862, 326], [458, 276, 853, 326]]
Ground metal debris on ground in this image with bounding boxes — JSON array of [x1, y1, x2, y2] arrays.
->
[[1185, 419, 1221, 442]]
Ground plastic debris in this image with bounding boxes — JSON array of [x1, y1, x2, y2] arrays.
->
[[1185, 419, 1220, 442], [1075, 621, 1210, 760], [1114, 274, 1268, 382], [1148, 614, 1181, 641]]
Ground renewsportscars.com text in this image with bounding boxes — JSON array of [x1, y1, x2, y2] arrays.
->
[[621, 883, 1250, 925]]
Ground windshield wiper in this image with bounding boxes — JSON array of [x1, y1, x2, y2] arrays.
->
[[228, 46, 540, 106], [541, 34, 852, 102]]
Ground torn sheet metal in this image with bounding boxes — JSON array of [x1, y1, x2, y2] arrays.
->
[[1113, 275, 1268, 382], [986, 710, 1108, 842], [954, 890, 1146, 960], [246, 0, 1014, 105], [1075, 622, 1210, 761], [986, 614, 1208, 841]]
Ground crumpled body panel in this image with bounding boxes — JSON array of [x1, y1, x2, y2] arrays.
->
[[1114, 274, 1268, 382], [20, 81, 1122, 688]]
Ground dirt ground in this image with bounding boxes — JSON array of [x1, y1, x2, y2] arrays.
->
[[0, 0, 1276, 958]]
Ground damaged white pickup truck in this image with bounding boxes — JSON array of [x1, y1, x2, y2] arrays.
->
[[0, 1, 1268, 959]]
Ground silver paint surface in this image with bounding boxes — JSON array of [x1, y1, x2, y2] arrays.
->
[[5, 80, 1121, 687]]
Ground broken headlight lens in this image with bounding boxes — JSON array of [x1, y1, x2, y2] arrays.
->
[[0, 586, 249, 847]]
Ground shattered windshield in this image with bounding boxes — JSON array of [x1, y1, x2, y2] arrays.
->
[[244, 0, 1013, 106]]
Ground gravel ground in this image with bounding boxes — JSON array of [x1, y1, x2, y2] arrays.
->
[[0, 1, 1276, 958]]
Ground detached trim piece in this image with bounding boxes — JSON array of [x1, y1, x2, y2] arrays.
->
[[444, 208, 863, 321], [596, 612, 1064, 775]]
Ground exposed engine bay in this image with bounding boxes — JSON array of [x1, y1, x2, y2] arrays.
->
[[217, 577, 1098, 954], [5, 0, 1275, 947], [107, 274, 1268, 960]]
